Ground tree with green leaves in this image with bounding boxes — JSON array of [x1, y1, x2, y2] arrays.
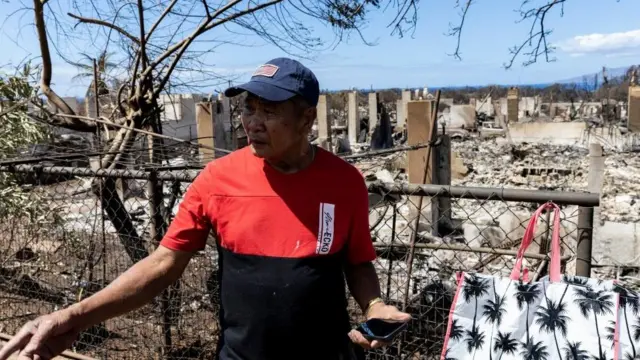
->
[[0, 63, 50, 218], [70, 51, 116, 97]]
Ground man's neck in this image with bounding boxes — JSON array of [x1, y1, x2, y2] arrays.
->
[[266, 142, 315, 174]]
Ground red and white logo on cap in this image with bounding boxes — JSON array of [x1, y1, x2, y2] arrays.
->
[[252, 64, 279, 78]]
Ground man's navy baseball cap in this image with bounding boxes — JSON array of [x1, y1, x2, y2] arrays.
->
[[224, 57, 320, 107]]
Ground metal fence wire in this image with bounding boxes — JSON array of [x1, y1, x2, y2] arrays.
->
[[0, 150, 598, 360]]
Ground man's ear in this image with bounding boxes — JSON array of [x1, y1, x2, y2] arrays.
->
[[301, 106, 317, 131]]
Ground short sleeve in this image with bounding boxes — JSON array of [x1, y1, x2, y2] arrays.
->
[[346, 175, 377, 265], [160, 166, 214, 253]]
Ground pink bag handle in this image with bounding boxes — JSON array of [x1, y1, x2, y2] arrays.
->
[[509, 202, 562, 283]]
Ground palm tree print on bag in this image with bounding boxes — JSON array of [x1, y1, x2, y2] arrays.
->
[[626, 317, 640, 360], [444, 318, 464, 357], [462, 274, 490, 358], [535, 281, 569, 360], [563, 275, 590, 287], [562, 341, 589, 360], [574, 287, 615, 360], [605, 319, 617, 351], [515, 281, 542, 342], [449, 319, 465, 343], [493, 331, 518, 360], [615, 285, 640, 359], [520, 336, 550, 360], [443, 348, 458, 360], [483, 278, 508, 360]]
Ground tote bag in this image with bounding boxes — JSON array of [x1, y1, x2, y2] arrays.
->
[[614, 280, 640, 360], [440, 202, 621, 360]]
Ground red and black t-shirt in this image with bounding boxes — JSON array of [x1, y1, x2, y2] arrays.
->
[[160, 146, 376, 360]]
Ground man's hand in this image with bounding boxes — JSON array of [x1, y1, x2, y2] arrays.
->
[[0, 309, 80, 360], [348, 302, 412, 350]]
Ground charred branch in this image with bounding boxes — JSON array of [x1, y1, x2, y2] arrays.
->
[[446, 0, 474, 61], [33, 0, 98, 132], [152, 0, 284, 96], [91, 177, 148, 265], [67, 13, 141, 45], [504, 0, 567, 69]]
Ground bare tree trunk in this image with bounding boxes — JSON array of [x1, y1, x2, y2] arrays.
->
[[91, 177, 148, 263], [148, 113, 180, 359]]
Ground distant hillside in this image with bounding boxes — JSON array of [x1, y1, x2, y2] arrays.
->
[[436, 66, 635, 90], [556, 66, 632, 85], [322, 65, 637, 96]]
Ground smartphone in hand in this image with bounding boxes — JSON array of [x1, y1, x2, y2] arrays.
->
[[355, 318, 409, 342]]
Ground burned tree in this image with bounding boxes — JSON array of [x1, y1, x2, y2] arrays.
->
[[22, 0, 423, 265]]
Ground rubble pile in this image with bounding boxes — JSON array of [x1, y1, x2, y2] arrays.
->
[[356, 138, 640, 224], [450, 139, 640, 223], [451, 140, 589, 191], [356, 137, 640, 293], [601, 155, 640, 222]]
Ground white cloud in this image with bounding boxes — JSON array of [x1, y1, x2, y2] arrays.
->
[[558, 29, 640, 55]]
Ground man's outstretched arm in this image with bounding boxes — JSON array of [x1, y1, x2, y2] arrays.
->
[[0, 246, 193, 360], [0, 166, 214, 360], [69, 245, 192, 330]]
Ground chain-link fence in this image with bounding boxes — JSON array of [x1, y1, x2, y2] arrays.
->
[[0, 148, 598, 360]]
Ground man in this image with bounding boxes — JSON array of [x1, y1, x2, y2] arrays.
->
[[0, 57, 411, 360]]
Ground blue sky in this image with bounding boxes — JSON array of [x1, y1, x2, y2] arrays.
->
[[1, 0, 639, 97]]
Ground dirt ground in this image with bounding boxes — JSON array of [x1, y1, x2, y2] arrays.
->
[[0, 206, 220, 359]]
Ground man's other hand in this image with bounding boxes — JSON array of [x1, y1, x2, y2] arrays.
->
[[348, 303, 411, 350], [0, 310, 80, 360]]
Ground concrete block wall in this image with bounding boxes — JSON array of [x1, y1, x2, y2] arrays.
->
[[507, 87, 519, 123], [628, 86, 640, 132]]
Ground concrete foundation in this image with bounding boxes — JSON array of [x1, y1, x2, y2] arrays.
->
[[507, 87, 519, 123], [348, 91, 359, 144], [396, 90, 411, 128], [502, 121, 640, 151], [406, 100, 435, 227], [396, 100, 404, 128], [508, 122, 586, 144], [217, 94, 233, 150], [407, 100, 435, 184], [316, 95, 331, 150], [369, 92, 379, 134], [628, 86, 640, 132], [593, 221, 640, 266], [196, 102, 214, 164], [441, 105, 475, 129]]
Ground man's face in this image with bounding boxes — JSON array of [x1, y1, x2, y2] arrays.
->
[[241, 93, 315, 160]]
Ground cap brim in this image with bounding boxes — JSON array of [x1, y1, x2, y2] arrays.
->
[[224, 80, 297, 102]]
